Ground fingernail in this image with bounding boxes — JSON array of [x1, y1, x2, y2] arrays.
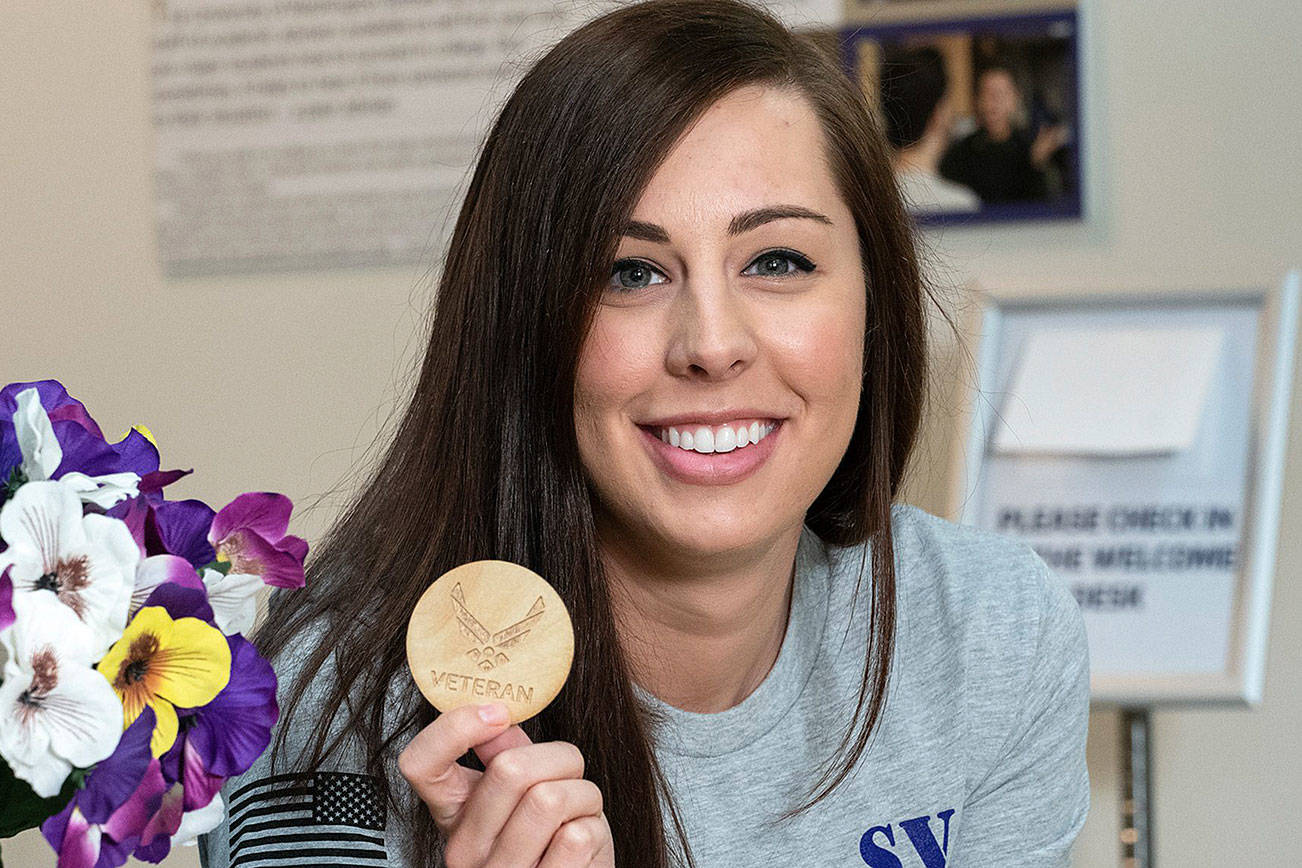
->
[[477, 702, 508, 724]]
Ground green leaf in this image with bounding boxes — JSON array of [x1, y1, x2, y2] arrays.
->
[[196, 558, 230, 576], [1, 465, 26, 505], [0, 758, 81, 839]]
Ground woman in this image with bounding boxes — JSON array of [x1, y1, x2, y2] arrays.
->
[[200, 1, 1090, 866]]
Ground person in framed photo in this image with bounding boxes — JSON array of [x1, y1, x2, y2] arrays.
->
[[199, 1, 1091, 865], [940, 62, 1069, 204]]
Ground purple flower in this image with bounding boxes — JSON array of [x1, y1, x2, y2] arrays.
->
[[0, 380, 160, 486], [0, 564, 13, 631], [208, 492, 307, 589], [41, 707, 169, 868]]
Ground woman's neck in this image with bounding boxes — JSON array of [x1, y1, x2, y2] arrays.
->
[[600, 521, 803, 713]]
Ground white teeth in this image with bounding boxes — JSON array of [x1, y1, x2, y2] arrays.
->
[[692, 427, 713, 453], [658, 421, 776, 454], [714, 426, 737, 453]]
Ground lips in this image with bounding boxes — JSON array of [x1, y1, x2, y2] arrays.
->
[[635, 418, 781, 485]]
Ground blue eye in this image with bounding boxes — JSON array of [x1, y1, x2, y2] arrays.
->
[[610, 259, 667, 292], [742, 249, 816, 278], [608, 249, 816, 292]]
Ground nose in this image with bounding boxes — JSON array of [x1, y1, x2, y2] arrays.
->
[[665, 273, 758, 381]]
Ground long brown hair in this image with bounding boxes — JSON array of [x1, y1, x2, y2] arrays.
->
[[255, 1, 947, 865]]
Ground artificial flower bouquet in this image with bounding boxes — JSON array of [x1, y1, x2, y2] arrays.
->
[[0, 379, 308, 866]]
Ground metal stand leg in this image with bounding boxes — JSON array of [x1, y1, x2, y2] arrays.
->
[[1120, 708, 1153, 868]]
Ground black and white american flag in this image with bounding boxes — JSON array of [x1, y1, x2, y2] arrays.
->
[[226, 771, 389, 867]]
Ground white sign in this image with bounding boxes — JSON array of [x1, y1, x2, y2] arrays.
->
[[957, 276, 1298, 706]]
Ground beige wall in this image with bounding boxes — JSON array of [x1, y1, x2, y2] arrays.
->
[[3, 0, 1300, 864]]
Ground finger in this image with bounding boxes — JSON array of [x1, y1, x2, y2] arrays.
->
[[397, 702, 512, 829], [536, 814, 613, 868], [445, 741, 586, 863], [485, 778, 603, 867], [473, 722, 533, 767]]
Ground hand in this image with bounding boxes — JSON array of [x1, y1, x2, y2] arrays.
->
[[1031, 123, 1068, 168], [398, 701, 615, 867]]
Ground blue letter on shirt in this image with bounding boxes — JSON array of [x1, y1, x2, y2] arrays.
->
[[859, 825, 904, 868]]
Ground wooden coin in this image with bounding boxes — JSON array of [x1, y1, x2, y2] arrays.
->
[[406, 560, 574, 725]]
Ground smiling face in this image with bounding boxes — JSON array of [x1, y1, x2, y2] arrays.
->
[[573, 84, 867, 565]]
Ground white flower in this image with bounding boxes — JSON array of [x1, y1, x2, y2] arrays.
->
[[201, 568, 263, 636], [172, 792, 226, 847], [12, 387, 140, 508], [0, 479, 138, 659], [0, 594, 123, 797]]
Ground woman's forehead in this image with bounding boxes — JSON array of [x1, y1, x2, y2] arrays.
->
[[626, 87, 844, 238]]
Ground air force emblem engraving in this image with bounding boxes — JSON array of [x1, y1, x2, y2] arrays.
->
[[450, 582, 546, 670]]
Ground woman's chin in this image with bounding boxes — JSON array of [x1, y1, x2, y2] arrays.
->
[[649, 515, 784, 561]]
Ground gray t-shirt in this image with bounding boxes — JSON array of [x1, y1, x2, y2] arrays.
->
[[200, 502, 1090, 867]]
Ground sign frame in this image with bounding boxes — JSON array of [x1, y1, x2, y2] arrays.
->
[[952, 273, 1299, 707]]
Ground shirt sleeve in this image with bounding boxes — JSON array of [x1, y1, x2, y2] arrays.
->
[[955, 553, 1091, 867], [198, 620, 422, 867]]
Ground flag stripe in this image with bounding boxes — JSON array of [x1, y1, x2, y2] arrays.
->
[[230, 803, 313, 833], [229, 784, 314, 815], [236, 831, 385, 849], [230, 847, 387, 868], [229, 772, 313, 803], [229, 813, 315, 849]]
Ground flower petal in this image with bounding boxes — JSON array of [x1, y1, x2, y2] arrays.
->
[[59, 470, 141, 509], [0, 676, 55, 778], [147, 499, 216, 567], [178, 736, 225, 810], [147, 697, 180, 758], [172, 791, 225, 848], [14, 387, 62, 481], [152, 617, 231, 710], [209, 492, 292, 549], [133, 779, 184, 862], [217, 529, 306, 590], [0, 564, 14, 632], [41, 661, 124, 768], [102, 754, 169, 844], [0, 480, 87, 580], [52, 806, 101, 868], [132, 554, 204, 616], [201, 569, 261, 635]]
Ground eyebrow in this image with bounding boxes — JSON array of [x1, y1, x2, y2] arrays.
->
[[620, 204, 833, 243]]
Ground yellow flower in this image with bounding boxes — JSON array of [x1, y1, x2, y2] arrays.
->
[[96, 606, 231, 757]]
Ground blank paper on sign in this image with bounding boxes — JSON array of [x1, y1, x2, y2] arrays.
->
[[992, 325, 1224, 455]]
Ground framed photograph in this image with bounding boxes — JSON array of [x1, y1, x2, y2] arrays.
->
[[952, 274, 1300, 706], [838, 4, 1082, 224]]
